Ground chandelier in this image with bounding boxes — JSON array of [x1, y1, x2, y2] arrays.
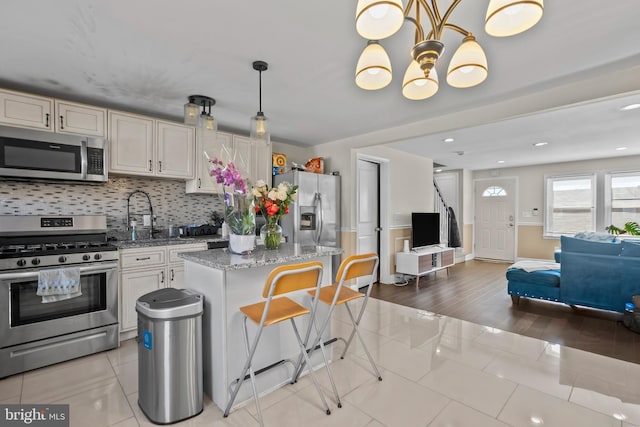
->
[[184, 95, 217, 132], [354, 0, 543, 100]]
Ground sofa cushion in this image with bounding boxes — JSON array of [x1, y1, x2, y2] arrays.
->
[[573, 231, 618, 242], [560, 235, 621, 257], [506, 268, 561, 288], [621, 240, 640, 257]]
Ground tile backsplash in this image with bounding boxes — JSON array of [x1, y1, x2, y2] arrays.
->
[[0, 176, 224, 236]]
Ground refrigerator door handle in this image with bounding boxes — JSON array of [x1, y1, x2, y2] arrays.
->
[[315, 192, 323, 244]]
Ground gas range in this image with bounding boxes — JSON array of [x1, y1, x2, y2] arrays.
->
[[0, 215, 118, 270]]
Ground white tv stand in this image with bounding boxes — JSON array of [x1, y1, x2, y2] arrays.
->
[[395, 246, 455, 287]]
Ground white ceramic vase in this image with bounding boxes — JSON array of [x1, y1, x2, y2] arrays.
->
[[229, 233, 255, 255]]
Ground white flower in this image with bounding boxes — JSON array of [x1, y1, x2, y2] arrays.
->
[[251, 187, 261, 197], [255, 179, 267, 190], [277, 182, 290, 193], [268, 189, 278, 200], [277, 190, 288, 201]]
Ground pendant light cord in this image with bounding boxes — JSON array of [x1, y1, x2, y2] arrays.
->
[[258, 69, 263, 114]]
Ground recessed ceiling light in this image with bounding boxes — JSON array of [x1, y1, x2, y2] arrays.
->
[[533, 142, 548, 147], [616, 147, 628, 151], [497, 160, 505, 164], [435, 169, 442, 172], [530, 416, 544, 425], [620, 103, 640, 111], [442, 137, 455, 143]]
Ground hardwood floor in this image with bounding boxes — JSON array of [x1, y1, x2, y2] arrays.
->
[[370, 259, 640, 364]]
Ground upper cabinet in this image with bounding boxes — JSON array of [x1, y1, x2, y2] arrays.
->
[[0, 88, 106, 136], [109, 110, 194, 180], [55, 100, 106, 137], [186, 132, 272, 194], [186, 131, 233, 194]]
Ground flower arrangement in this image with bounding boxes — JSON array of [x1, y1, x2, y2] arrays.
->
[[208, 157, 256, 253], [252, 179, 298, 249]]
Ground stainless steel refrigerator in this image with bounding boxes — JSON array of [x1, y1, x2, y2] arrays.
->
[[274, 171, 341, 277]]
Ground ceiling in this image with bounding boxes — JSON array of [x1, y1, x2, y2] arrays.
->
[[1, 1, 639, 171]]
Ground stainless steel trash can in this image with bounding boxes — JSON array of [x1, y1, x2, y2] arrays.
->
[[136, 288, 203, 424]]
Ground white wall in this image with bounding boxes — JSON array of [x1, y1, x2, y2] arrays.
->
[[473, 154, 640, 229], [272, 141, 311, 170]]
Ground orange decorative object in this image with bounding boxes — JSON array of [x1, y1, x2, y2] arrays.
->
[[305, 157, 324, 174]]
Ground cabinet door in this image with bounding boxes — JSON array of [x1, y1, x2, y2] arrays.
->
[[120, 268, 165, 331], [232, 135, 253, 184], [186, 131, 233, 194], [156, 120, 195, 179], [169, 265, 185, 289], [109, 111, 154, 175], [55, 100, 106, 137], [253, 141, 272, 186], [0, 89, 53, 131]]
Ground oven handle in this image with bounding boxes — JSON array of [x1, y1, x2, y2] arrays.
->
[[0, 262, 118, 281]]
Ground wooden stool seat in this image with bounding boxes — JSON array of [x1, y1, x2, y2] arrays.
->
[[309, 285, 364, 306], [240, 298, 310, 327]]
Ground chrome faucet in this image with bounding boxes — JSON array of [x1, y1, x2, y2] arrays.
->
[[126, 190, 155, 239]]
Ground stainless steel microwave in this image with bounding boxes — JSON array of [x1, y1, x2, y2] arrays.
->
[[0, 125, 107, 182]]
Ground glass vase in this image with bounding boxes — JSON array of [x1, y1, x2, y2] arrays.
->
[[225, 192, 256, 255], [260, 222, 282, 250]]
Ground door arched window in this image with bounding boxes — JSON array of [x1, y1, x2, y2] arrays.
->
[[482, 186, 507, 197]]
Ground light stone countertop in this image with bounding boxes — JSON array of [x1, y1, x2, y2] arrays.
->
[[114, 236, 228, 250], [179, 243, 343, 271]]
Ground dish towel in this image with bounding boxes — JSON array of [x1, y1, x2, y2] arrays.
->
[[37, 268, 82, 303]]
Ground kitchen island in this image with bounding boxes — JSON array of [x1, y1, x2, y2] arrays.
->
[[179, 244, 343, 411]]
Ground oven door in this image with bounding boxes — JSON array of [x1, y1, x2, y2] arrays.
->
[[0, 262, 118, 348]]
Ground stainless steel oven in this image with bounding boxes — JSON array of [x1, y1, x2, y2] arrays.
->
[[0, 215, 119, 378]]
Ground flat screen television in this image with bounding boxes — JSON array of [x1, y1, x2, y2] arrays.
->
[[411, 212, 440, 249]]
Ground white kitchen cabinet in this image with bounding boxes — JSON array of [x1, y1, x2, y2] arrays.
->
[[0, 88, 53, 131], [186, 131, 232, 194], [55, 100, 106, 137], [156, 120, 195, 179], [0, 89, 106, 137], [119, 243, 207, 334], [120, 267, 166, 331], [167, 243, 207, 288], [230, 134, 272, 187], [186, 131, 271, 194], [109, 111, 195, 179]]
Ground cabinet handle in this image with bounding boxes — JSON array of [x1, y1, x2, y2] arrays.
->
[[135, 256, 151, 261], [198, 178, 201, 188], [159, 161, 162, 172], [45, 113, 49, 127], [59, 115, 64, 130], [170, 269, 174, 281], [161, 270, 165, 283], [148, 160, 152, 172]]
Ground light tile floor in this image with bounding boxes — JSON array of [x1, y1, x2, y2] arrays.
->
[[2, 298, 640, 426]]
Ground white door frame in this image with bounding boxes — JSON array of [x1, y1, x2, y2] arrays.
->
[[356, 154, 391, 283], [472, 176, 519, 262]]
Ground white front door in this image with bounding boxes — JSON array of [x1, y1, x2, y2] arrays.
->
[[474, 178, 516, 261], [357, 159, 380, 285]]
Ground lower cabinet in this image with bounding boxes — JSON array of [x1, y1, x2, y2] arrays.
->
[[119, 243, 207, 333]]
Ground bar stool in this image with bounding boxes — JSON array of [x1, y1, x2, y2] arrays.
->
[[223, 261, 332, 426], [293, 253, 382, 398]]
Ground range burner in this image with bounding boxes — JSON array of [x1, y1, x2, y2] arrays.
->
[[0, 215, 119, 270]]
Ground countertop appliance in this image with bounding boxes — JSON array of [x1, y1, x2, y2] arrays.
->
[[0, 214, 119, 378], [0, 125, 107, 183], [275, 171, 341, 277]]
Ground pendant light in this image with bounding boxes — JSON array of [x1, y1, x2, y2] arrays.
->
[[250, 61, 270, 145], [184, 95, 217, 134]]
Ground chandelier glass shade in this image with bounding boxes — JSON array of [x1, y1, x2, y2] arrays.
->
[[184, 95, 217, 133], [250, 60, 270, 145], [354, 0, 543, 100], [355, 41, 393, 90]]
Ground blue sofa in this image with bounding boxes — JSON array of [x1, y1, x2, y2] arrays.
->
[[507, 236, 640, 313]]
